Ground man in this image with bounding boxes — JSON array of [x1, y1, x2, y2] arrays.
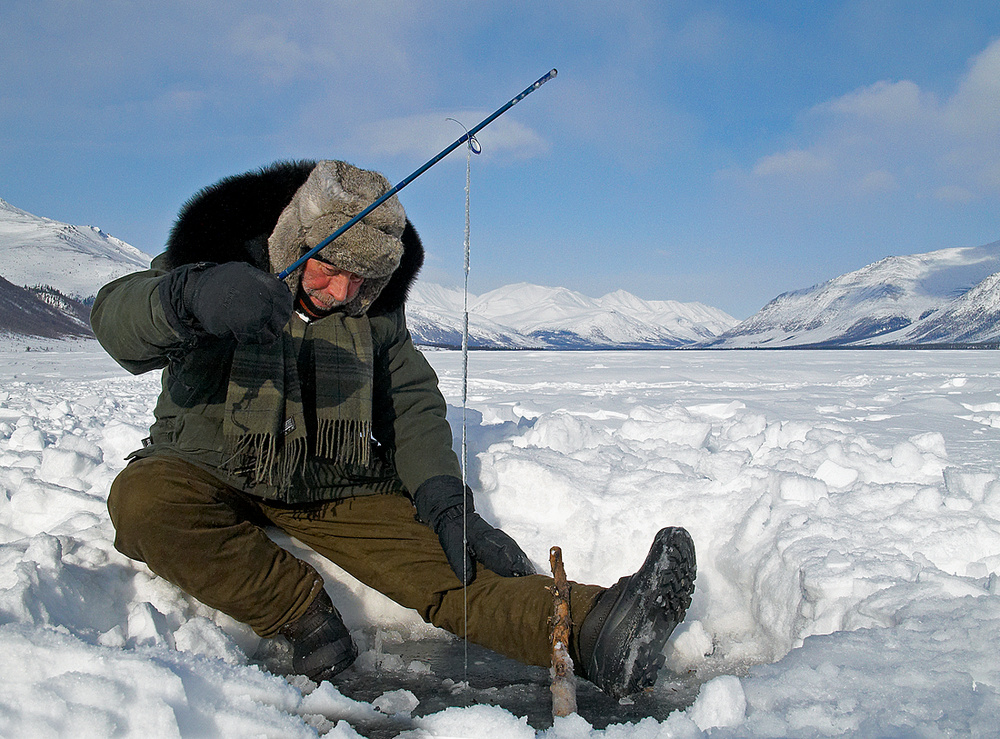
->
[[91, 159, 696, 699]]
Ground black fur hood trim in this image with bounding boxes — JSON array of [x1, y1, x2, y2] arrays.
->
[[163, 160, 423, 316]]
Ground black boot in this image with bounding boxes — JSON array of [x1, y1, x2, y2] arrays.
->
[[277, 589, 358, 683], [578, 527, 696, 699]]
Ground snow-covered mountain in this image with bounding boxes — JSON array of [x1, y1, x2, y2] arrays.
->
[[408, 282, 738, 349], [1, 197, 736, 348], [889, 270, 1000, 346], [707, 240, 1000, 348], [404, 283, 545, 349], [0, 198, 150, 300]]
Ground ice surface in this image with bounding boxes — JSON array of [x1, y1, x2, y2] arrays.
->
[[3, 342, 1000, 736]]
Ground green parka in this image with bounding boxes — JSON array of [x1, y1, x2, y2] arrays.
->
[[90, 161, 461, 504], [91, 255, 461, 504]]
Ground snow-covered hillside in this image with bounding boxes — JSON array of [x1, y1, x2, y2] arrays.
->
[[408, 282, 737, 349], [0, 198, 150, 300], [0, 277, 93, 339], [887, 270, 1000, 346], [708, 240, 1000, 347], [405, 283, 545, 349]]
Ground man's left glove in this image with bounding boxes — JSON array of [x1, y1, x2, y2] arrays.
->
[[413, 475, 535, 586], [159, 262, 294, 344]]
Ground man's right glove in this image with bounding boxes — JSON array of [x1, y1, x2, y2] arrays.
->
[[160, 262, 294, 344], [413, 475, 535, 586]]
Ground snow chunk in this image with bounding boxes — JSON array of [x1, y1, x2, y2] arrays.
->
[[774, 472, 829, 503], [298, 682, 381, 722], [669, 620, 715, 668], [620, 405, 712, 448], [38, 435, 103, 490], [512, 411, 609, 453], [414, 704, 535, 738], [173, 617, 246, 665], [687, 674, 747, 730], [943, 467, 997, 502], [126, 601, 174, 649], [8, 424, 45, 452], [686, 400, 746, 419], [815, 459, 859, 489], [97, 420, 147, 465], [372, 688, 419, 717]]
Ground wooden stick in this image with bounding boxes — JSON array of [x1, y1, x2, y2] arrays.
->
[[549, 546, 578, 717]]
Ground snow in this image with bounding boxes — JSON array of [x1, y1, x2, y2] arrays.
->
[[900, 270, 1000, 344], [0, 198, 150, 301], [4, 341, 1000, 736]]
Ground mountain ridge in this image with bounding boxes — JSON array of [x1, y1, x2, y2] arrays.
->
[[407, 281, 737, 349], [706, 240, 1000, 348], [0, 197, 737, 347], [0, 276, 94, 339], [4, 195, 998, 349], [0, 198, 151, 300]]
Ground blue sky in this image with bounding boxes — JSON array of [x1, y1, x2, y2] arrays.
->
[[2, 1, 999, 318]]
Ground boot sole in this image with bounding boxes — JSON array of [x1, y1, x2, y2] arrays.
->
[[588, 526, 696, 699], [300, 636, 358, 683]]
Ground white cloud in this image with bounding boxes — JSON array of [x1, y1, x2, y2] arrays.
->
[[823, 79, 936, 125], [748, 38, 1000, 200], [752, 149, 832, 178], [229, 15, 312, 83], [946, 35, 1000, 136], [857, 170, 898, 194]]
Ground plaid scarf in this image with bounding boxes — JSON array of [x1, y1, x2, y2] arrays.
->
[[222, 311, 373, 490]]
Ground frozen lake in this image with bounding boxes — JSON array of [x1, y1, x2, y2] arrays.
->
[[2, 342, 1000, 736], [431, 347, 1000, 466]]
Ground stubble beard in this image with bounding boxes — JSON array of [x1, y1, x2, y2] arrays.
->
[[300, 287, 347, 315]]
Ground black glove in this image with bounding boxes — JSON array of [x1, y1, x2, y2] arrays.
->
[[160, 262, 294, 344], [413, 475, 535, 586]]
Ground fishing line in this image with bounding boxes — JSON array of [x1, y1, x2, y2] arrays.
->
[[447, 117, 480, 678]]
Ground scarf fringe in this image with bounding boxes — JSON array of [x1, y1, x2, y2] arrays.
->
[[224, 432, 308, 489], [224, 419, 371, 488], [316, 419, 372, 468]]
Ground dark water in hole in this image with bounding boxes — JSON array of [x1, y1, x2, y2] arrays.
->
[[313, 636, 702, 738]]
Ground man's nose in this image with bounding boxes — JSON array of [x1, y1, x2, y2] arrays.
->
[[327, 274, 351, 301]]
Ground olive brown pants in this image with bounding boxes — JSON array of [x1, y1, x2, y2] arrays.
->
[[108, 455, 604, 668]]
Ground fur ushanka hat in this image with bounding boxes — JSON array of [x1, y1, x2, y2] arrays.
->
[[268, 160, 406, 316]]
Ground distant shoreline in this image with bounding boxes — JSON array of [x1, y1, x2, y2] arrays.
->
[[416, 342, 1000, 352]]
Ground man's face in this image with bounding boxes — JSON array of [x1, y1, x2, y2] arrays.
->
[[299, 258, 364, 314]]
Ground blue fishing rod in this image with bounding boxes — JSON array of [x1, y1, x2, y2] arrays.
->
[[277, 68, 558, 281]]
